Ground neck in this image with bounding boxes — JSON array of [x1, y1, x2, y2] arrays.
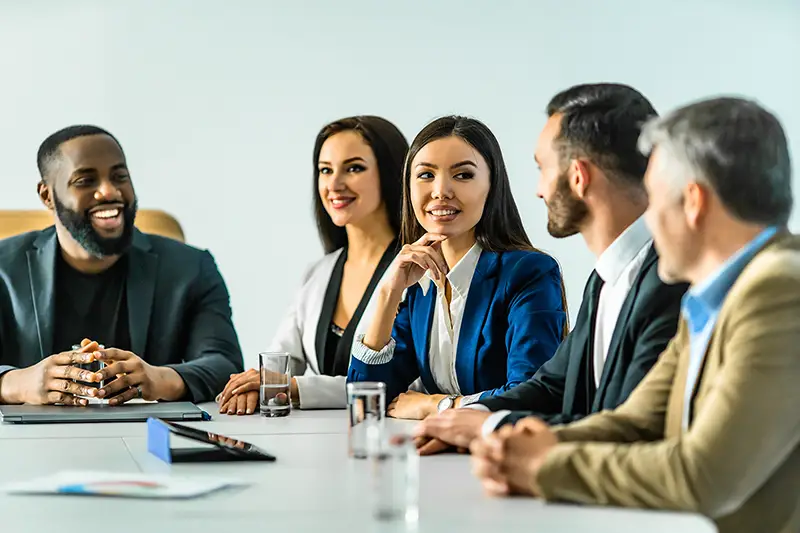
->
[[344, 209, 395, 265], [581, 193, 647, 258], [55, 225, 120, 274], [441, 231, 477, 268], [686, 221, 771, 285]]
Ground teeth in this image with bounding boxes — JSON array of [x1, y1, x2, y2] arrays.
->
[[431, 209, 458, 216], [331, 198, 354, 206], [92, 209, 120, 219]]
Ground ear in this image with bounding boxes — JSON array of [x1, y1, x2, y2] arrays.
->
[[683, 182, 707, 230], [37, 180, 55, 211], [571, 159, 592, 199]]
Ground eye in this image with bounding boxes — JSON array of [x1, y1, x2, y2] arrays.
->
[[113, 172, 130, 182], [72, 176, 94, 188], [416, 171, 434, 180], [347, 164, 366, 173], [453, 171, 474, 180], [319, 167, 332, 175]]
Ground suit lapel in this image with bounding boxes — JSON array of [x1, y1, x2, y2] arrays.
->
[[414, 287, 438, 393], [593, 245, 657, 408], [26, 229, 58, 359], [315, 249, 346, 375], [454, 251, 499, 394], [127, 231, 158, 357]]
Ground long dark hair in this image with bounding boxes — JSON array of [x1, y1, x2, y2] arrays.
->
[[313, 116, 408, 253], [401, 116, 569, 334]]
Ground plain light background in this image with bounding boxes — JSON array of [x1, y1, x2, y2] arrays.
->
[[1, 0, 798, 369]]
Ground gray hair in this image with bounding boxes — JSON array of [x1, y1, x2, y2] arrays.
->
[[638, 97, 793, 226]]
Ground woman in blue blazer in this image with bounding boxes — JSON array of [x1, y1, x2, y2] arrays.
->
[[348, 116, 567, 420]]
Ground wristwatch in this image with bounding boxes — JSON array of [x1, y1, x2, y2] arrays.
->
[[437, 395, 458, 413]]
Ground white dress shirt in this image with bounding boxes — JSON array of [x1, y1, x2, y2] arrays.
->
[[592, 216, 653, 387], [351, 243, 485, 405], [417, 242, 483, 404], [470, 217, 653, 436]]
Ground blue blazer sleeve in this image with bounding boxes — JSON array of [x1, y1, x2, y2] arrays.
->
[[347, 292, 421, 402], [478, 254, 566, 401]]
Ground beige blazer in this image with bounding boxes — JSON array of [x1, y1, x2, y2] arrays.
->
[[536, 232, 800, 533]]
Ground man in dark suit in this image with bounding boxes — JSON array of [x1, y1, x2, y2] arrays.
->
[[415, 84, 688, 453], [0, 125, 243, 405]]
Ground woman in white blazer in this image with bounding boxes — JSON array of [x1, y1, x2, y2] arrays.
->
[[217, 116, 408, 414]]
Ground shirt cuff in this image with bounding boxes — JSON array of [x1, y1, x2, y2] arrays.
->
[[481, 410, 512, 437], [459, 392, 483, 406], [353, 335, 396, 365], [463, 403, 490, 412]]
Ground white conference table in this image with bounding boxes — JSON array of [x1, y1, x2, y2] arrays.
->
[[0, 403, 718, 533]]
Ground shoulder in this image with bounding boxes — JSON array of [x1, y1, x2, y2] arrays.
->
[[0, 228, 50, 262], [729, 233, 800, 301], [494, 249, 561, 281], [141, 232, 214, 263]]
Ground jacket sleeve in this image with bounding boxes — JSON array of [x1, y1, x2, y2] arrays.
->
[[165, 251, 244, 402], [477, 334, 572, 413], [537, 268, 800, 516], [477, 254, 566, 401], [347, 292, 421, 403]]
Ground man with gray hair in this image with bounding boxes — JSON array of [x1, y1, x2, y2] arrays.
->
[[470, 97, 800, 533]]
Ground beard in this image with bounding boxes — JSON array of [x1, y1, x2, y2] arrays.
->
[[546, 169, 588, 238], [53, 194, 138, 258]]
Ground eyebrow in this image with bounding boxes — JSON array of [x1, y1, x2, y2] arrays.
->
[[318, 156, 367, 166], [416, 160, 477, 170], [71, 163, 128, 176]]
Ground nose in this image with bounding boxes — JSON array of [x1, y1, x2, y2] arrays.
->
[[326, 170, 347, 192], [431, 175, 454, 200], [94, 178, 122, 203]]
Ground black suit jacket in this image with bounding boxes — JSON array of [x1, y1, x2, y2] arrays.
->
[[478, 245, 687, 426], [0, 227, 244, 402]]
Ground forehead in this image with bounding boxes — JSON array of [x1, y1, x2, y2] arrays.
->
[[318, 130, 374, 161], [57, 134, 125, 171], [536, 114, 562, 157], [413, 136, 485, 167]]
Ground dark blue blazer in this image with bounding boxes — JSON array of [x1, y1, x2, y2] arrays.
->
[[348, 250, 566, 403]]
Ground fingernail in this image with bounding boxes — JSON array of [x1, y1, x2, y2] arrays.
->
[[227, 410, 234, 415], [80, 399, 88, 406], [237, 410, 243, 415], [246, 409, 252, 414], [97, 390, 105, 397], [231, 388, 238, 395], [86, 389, 95, 397]]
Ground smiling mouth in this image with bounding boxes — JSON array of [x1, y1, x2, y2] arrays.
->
[[330, 197, 355, 209], [89, 206, 124, 231], [427, 208, 461, 221]]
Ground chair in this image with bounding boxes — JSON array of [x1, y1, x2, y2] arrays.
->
[[0, 209, 185, 243]]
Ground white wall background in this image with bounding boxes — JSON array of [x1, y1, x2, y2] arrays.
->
[[1, 0, 798, 369]]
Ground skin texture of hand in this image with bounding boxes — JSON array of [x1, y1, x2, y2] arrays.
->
[[413, 408, 491, 455], [216, 368, 298, 415], [94, 348, 186, 404], [0, 341, 103, 405], [387, 390, 445, 420], [385, 233, 449, 293], [470, 417, 558, 498]]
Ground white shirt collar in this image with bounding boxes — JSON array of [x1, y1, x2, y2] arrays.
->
[[595, 216, 652, 284], [419, 242, 483, 297]]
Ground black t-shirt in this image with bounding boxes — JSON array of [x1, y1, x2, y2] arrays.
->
[[52, 251, 131, 354]]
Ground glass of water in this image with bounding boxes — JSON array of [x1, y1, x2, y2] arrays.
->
[[372, 434, 420, 523], [259, 352, 291, 417], [346, 381, 386, 458]]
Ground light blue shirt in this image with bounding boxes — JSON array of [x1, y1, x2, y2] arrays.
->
[[681, 226, 779, 430]]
